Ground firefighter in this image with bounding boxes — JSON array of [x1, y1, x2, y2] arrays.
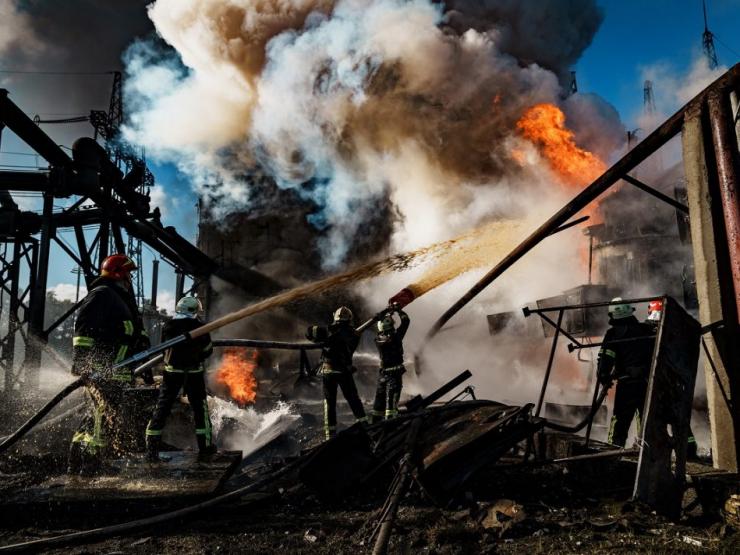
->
[[371, 305, 410, 423], [145, 296, 215, 461], [597, 298, 655, 448], [68, 254, 150, 474], [306, 306, 367, 439], [644, 299, 699, 459]]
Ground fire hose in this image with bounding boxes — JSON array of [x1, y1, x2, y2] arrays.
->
[[0, 357, 163, 456], [0, 377, 84, 454], [0, 460, 297, 553], [542, 380, 611, 434]]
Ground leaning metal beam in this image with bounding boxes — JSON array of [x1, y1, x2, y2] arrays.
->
[[621, 174, 689, 214], [427, 63, 740, 339], [0, 90, 71, 168]]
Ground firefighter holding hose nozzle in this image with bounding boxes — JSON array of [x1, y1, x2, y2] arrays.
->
[[370, 304, 410, 423], [68, 254, 151, 475], [145, 296, 215, 462], [307, 306, 368, 440]]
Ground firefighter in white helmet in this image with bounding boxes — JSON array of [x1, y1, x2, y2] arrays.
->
[[306, 306, 367, 439], [145, 296, 214, 461], [597, 298, 656, 447]]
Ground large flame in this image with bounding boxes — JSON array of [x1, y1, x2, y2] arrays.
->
[[215, 348, 258, 405], [516, 103, 606, 187]]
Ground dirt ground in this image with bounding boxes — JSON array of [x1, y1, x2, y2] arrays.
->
[[2, 453, 739, 554]]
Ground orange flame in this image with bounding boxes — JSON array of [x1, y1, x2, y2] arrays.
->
[[516, 103, 606, 188], [215, 348, 258, 405]]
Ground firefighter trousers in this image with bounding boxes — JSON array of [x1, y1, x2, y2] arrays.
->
[[146, 370, 213, 450], [609, 378, 698, 454], [371, 367, 404, 423], [322, 372, 367, 439]]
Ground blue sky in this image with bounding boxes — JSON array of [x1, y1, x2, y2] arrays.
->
[[2, 0, 739, 312], [578, 0, 739, 122]]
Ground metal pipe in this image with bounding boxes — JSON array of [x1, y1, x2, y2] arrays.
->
[[622, 174, 689, 213], [567, 335, 656, 352], [425, 63, 740, 340], [0, 171, 49, 192], [707, 89, 740, 319], [549, 215, 591, 234], [212, 339, 322, 350], [150, 259, 159, 309], [25, 192, 54, 387], [535, 309, 563, 417], [523, 295, 661, 315], [583, 377, 601, 448], [0, 90, 72, 167]]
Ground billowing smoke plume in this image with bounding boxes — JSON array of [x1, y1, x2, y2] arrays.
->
[[0, 1, 153, 156], [123, 0, 625, 266]]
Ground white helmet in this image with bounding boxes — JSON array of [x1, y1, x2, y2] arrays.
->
[[608, 297, 634, 320], [333, 306, 353, 323], [175, 296, 203, 319], [377, 316, 394, 333]]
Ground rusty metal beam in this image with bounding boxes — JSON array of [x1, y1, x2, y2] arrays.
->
[[707, 89, 740, 320]]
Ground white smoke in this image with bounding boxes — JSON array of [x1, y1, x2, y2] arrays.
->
[[123, 0, 622, 266]]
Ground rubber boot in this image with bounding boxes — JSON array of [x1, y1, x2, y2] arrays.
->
[[67, 441, 83, 475], [197, 435, 217, 460], [146, 435, 161, 462]]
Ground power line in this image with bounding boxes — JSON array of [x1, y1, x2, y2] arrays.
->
[[713, 33, 740, 59], [0, 69, 114, 76]]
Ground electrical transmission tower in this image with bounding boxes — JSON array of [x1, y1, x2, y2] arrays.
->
[[702, 0, 719, 69], [89, 71, 152, 307], [568, 71, 578, 96], [643, 80, 656, 115]]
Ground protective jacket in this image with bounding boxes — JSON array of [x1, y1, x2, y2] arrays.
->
[[72, 277, 147, 378], [162, 317, 213, 372], [307, 321, 359, 374], [597, 315, 655, 382], [375, 310, 410, 369]]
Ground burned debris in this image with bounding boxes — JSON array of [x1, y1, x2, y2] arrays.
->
[[1, 0, 739, 552]]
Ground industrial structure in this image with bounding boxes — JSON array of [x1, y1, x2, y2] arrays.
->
[[0, 75, 273, 401], [0, 8, 737, 549]]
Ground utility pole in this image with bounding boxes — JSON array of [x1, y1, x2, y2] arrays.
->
[[702, 0, 719, 69], [71, 267, 83, 303]]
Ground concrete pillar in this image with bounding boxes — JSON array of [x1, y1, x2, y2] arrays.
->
[[683, 107, 738, 471]]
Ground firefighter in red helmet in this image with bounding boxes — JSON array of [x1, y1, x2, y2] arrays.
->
[[68, 254, 151, 475]]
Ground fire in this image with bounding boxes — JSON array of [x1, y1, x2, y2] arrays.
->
[[516, 103, 606, 187], [215, 348, 258, 405]]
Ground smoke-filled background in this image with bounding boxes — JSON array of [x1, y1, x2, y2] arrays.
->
[[1, 0, 732, 448]]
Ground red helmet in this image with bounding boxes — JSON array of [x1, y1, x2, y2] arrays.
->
[[100, 254, 137, 281], [647, 299, 664, 314]]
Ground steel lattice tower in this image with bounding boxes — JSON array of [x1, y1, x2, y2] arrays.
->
[[702, 0, 719, 69]]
